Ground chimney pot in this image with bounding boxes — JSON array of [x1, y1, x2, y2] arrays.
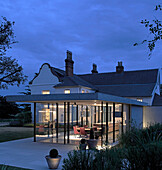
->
[[116, 61, 124, 73], [91, 63, 98, 74]]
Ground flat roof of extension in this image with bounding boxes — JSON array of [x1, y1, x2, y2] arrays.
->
[[6, 92, 148, 106]]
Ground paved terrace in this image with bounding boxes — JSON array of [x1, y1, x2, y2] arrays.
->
[[0, 138, 77, 170]]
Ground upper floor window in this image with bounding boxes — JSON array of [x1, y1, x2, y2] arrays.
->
[[82, 90, 85, 93], [42, 90, 50, 94], [137, 98, 143, 102], [64, 89, 70, 94]]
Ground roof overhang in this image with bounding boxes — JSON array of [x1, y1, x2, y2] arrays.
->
[[5, 92, 148, 106]]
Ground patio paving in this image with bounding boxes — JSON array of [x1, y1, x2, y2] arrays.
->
[[0, 137, 77, 170]]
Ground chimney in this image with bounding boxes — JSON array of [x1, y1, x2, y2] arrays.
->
[[91, 63, 98, 74], [65, 50, 74, 76], [116, 61, 124, 73]]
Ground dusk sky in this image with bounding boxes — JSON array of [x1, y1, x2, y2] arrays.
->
[[0, 0, 162, 96]]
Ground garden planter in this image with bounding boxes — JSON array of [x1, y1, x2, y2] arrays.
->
[[87, 139, 98, 149], [45, 155, 61, 169]]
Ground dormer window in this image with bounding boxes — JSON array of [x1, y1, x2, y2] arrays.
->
[[64, 89, 70, 94], [42, 90, 50, 94]]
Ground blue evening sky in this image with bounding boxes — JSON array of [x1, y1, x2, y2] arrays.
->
[[0, 0, 162, 96]]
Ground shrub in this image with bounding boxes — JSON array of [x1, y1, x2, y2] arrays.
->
[[9, 120, 23, 127], [15, 111, 32, 123], [119, 123, 162, 148], [49, 149, 58, 158], [62, 148, 124, 170], [119, 123, 162, 169], [90, 128, 94, 139], [93, 148, 124, 170], [122, 141, 162, 169], [62, 150, 94, 170], [80, 138, 86, 144]]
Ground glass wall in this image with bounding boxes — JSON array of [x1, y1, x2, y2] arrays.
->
[[35, 102, 126, 144]]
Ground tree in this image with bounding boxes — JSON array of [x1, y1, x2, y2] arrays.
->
[[16, 86, 32, 123], [0, 17, 27, 89], [0, 96, 20, 119], [134, 5, 162, 57]]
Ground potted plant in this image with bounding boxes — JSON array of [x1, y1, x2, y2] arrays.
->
[[87, 128, 98, 149], [79, 138, 87, 150], [45, 148, 61, 169]]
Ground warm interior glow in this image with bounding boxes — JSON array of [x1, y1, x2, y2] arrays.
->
[[42, 90, 50, 94], [137, 98, 143, 102], [82, 90, 85, 93], [64, 89, 70, 94]]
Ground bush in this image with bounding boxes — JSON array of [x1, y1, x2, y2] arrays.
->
[[62, 148, 124, 170], [62, 150, 94, 170], [122, 141, 162, 169], [9, 120, 23, 127], [15, 111, 32, 124], [93, 148, 124, 170], [63, 123, 162, 170], [119, 123, 162, 147], [119, 123, 162, 169], [49, 149, 58, 158], [80, 139, 86, 144]]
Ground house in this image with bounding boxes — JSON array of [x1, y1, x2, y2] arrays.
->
[[6, 50, 162, 144]]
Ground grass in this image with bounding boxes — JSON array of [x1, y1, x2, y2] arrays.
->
[[0, 164, 31, 170], [0, 127, 33, 143]]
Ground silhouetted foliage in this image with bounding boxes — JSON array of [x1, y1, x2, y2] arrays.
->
[[49, 149, 59, 158], [63, 124, 162, 170], [0, 96, 20, 119], [134, 5, 162, 57], [0, 17, 27, 89], [16, 86, 32, 123]]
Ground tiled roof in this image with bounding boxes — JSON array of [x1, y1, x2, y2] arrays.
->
[[30, 63, 158, 97], [78, 69, 158, 85], [152, 94, 162, 106], [54, 75, 97, 90], [96, 84, 155, 97]]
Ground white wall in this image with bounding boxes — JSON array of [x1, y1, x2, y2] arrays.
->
[[30, 64, 59, 94], [54, 87, 95, 94], [127, 97, 152, 105], [131, 106, 143, 128], [143, 106, 162, 127], [54, 87, 80, 94]]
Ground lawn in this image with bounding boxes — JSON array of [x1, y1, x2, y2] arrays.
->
[[0, 164, 31, 170], [0, 127, 33, 143]]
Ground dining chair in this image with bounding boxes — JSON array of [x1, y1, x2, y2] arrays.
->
[[80, 127, 87, 137], [73, 126, 80, 137]]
